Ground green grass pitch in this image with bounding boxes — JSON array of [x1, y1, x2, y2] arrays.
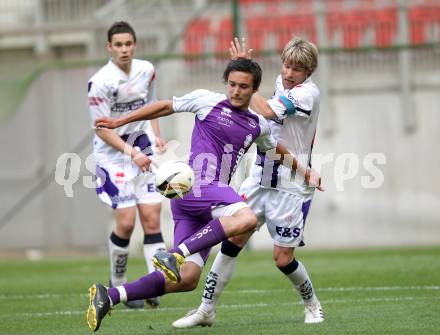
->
[[1, 247, 439, 334]]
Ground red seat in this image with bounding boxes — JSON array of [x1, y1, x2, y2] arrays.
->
[[374, 8, 397, 47], [184, 18, 211, 56], [409, 5, 440, 44], [214, 17, 233, 57], [182, 1, 440, 56]]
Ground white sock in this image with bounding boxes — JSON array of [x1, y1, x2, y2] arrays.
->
[[177, 243, 191, 257], [198, 251, 237, 314], [108, 239, 129, 286], [284, 260, 316, 304], [143, 241, 166, 274], [116, 286, 128, 303]]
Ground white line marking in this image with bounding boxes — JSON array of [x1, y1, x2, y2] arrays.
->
[[238, 285, 440, 294], [1, 285, 438, 300], [0, 295, 439, 319]]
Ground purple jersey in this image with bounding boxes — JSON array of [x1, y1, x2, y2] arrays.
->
[[173, 89, 276, 187], [170, 89, 276, 264]]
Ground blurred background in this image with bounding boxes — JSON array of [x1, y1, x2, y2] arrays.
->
[[0, 0, 439, 258]]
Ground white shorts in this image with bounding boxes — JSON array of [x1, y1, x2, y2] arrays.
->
[[95, 160, 163, 209], [239, 177, 313, 248]]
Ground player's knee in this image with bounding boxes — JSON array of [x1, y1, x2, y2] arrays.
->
[[273, 250, 295, 269], [178, 272, 200, 291], [117, 220, 135, 235], [183, 279, 198, 291], [275, 257, 293, 269], [177, 262, 202, 292], [139, 204, 161, 231], [141, 217, 160, 232], [236, 209, 257, 233]]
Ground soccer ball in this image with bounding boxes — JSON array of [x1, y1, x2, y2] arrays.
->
[[155, 160, 194, 199]]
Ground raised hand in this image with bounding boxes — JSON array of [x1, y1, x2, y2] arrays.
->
[[229, 37, 253, 60]]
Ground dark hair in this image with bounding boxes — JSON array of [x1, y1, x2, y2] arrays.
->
[[107, 21, 137, 43], [222, 58, 262, 91]]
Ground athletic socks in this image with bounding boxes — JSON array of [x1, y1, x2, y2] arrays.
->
[[143, 233, 166, 273], [108, 232, 130, 286], [108, 270, 166, 305], [199, 240, 242, 314], [278, 259, 315, 303], [170, 218, 226, 257]]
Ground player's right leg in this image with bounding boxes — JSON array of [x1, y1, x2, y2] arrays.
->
[[110, 207, 145, 308], [158, 205, 257, 281], [153, 185, 256, 283], [138, 202, 166, 308], [95, 162, 145, 309], [266, 191, 324, 323], [136, 172, 167, 307], [172, 235, 250, 329], [153, 206, 257, 284], [110, 207, 136, 288]]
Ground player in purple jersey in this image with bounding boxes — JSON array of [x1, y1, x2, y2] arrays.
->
[[86, 58, 322, 332]]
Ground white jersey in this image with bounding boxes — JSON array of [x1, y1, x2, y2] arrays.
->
[[88, 59, 157, 164], [250, 75, 320, 196]]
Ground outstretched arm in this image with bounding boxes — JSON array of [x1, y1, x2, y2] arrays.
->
[[95, 100, 174, 129]]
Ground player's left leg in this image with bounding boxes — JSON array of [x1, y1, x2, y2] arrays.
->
[[274, 246, 324, 323], [87, 211, 212, 332], [266, 191, 324, 323], [86, 260, 203, 332]]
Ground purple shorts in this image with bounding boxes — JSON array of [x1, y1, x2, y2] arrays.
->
[[171, 183, 242, 264]]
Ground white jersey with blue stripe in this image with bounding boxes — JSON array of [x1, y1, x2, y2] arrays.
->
[[88, 59, 157, 164], [250, 75, 320, 196]]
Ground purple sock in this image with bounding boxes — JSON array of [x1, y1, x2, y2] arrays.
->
[[107, 271, 166, 305], [170, 218, 226, 256], [108, 287, 121, 305]]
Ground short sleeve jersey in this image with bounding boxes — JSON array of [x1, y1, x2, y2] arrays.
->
[[250, 75, 320, 195], [88, 59, 157, 163], [172, 89, 276, 185]]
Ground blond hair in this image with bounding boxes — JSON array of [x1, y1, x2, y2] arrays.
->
[[281, 37, 318, 76]]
